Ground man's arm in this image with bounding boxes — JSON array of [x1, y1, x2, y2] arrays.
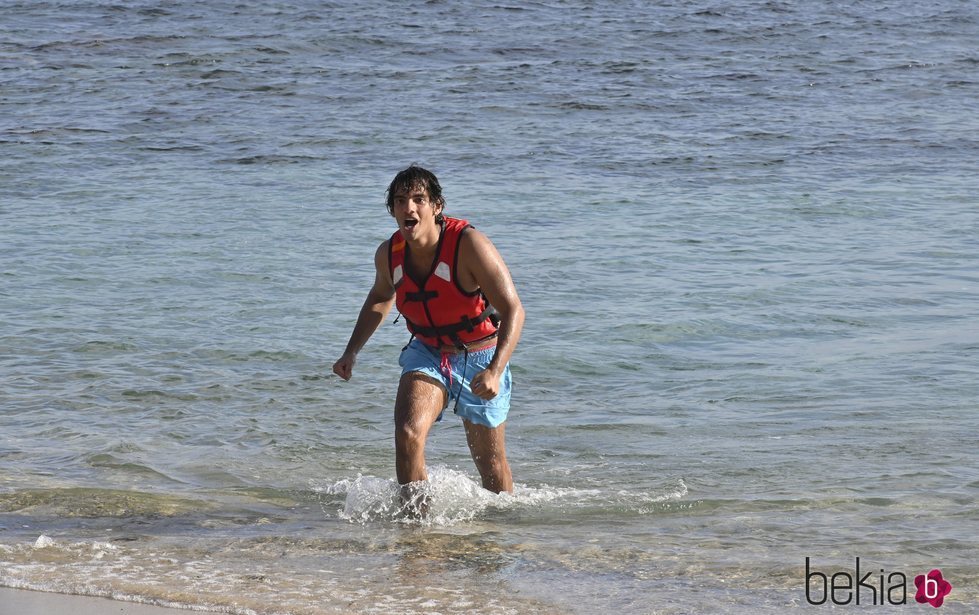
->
[[332, 241, 396, 381], [460, 230, 525, 399]]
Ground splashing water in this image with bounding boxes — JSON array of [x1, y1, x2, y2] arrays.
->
[[316, 466, 688, 526], [319, 467, 503, 526]]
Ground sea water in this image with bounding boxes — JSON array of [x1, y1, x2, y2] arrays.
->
[[1, 1, 977, 613]]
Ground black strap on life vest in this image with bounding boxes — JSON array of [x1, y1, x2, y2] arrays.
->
[[405, 289, 439, 302], [402, 303, 499, 349]]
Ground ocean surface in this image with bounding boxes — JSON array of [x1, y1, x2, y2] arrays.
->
[[2, 1, 977, 613]]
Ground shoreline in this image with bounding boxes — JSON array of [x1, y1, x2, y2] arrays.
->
[[0, 587, 220, 615]]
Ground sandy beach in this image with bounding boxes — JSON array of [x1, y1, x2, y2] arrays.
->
[[0, 588, 217, 615]]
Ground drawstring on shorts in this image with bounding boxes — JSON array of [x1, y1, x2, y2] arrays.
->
[[439, 352, 453, 388]]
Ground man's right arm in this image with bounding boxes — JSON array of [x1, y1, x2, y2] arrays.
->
[[332, 242, 396, 381]]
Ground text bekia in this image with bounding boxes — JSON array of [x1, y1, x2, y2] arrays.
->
[[806, 558, 907, 606]]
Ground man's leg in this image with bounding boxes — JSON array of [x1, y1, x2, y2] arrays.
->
[[394, 372, 447, 485], [464, 420, 513, 494]]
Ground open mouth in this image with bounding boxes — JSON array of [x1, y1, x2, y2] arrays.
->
[[404, 219, 418, 229]]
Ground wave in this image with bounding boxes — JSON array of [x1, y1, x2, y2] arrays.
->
[[315, 466, 688, 526]]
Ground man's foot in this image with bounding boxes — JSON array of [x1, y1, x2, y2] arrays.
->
[[398, 482, 430, 519]]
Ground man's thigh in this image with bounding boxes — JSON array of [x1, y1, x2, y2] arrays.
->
[[395, 371, 447, 430]]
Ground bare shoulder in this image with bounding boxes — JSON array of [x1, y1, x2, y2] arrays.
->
[[459, 226, 504, 266], [375, 238, 390, 259], [371, 239, 397, 297], [458, 226, 514, 296], [373, 238, 393, 268], [459, 225, 520, 309]]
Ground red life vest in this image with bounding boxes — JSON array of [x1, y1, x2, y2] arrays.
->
[[389, 217, 499, 348]]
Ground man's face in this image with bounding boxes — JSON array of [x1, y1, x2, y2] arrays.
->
[[391, 184, 441, 241]]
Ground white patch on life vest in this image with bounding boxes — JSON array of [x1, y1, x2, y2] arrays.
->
[[434, 261, 451, 282], [393, 264, 403, 285]]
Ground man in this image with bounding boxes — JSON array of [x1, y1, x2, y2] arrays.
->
[[333, 166, 524, 499]]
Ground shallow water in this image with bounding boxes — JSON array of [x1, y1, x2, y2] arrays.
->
[[2, 0, 978, 613]]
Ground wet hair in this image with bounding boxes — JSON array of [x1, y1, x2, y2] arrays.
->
[[385, 165, 446, 215]]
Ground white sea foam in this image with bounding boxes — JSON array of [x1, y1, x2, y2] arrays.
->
[[318, 466, 499, 525], [316, 467, 689, 525]]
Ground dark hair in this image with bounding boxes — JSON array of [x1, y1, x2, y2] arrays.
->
[[385, 165, 445, 215]]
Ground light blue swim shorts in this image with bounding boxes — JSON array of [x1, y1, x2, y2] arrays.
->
[[398, 338, 511, 428]]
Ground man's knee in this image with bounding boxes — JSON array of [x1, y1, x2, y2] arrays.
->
[[468, 435, 509, 471], [395, 419, 426, 452], [475, 451, 509, 476]]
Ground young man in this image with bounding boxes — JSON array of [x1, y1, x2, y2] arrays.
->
[[333, 166, 524, 497]]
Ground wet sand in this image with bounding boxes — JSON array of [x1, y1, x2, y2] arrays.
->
[[0, 588, 218, 615]]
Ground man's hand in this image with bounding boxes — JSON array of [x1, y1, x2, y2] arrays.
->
[[332, 352, 356, 381], [469, 367, 502, 399]]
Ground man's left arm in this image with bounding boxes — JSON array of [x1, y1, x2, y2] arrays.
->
[[462, 230, 525, 400]]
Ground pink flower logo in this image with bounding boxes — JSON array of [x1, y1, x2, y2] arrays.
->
[[914, 569, 952, 608]]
